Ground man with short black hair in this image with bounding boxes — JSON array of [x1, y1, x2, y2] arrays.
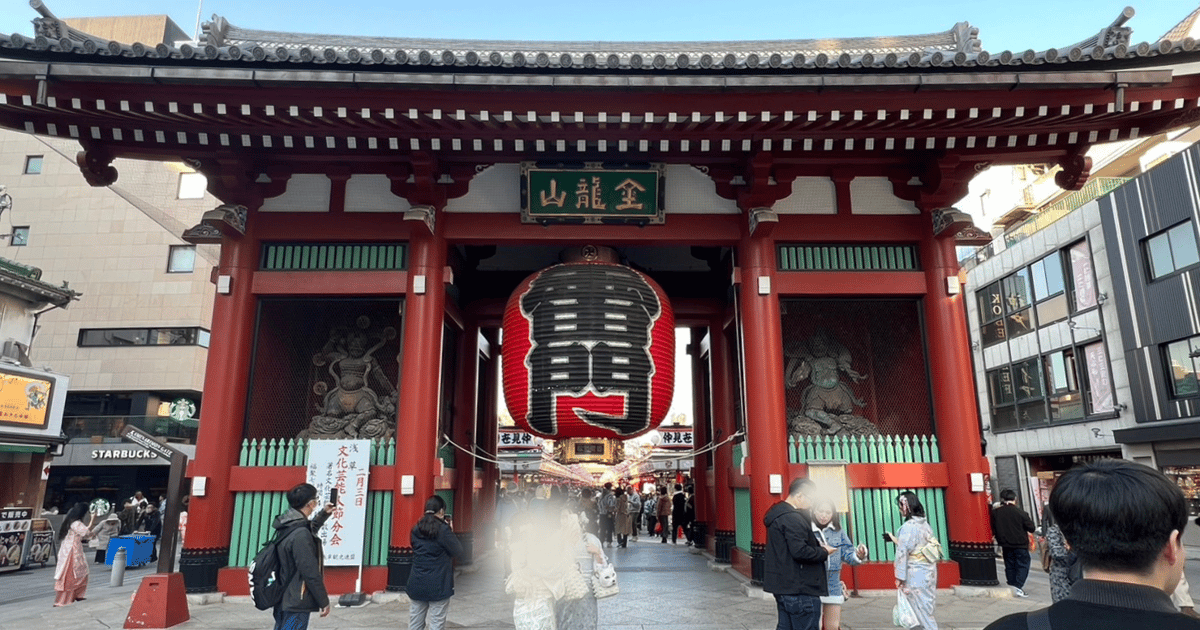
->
[[991, 488, 1035, 597], [763, 478, 836, 630], [598, 482, 616, 548], [270, 483, 334, 630], [671, 483, 687, 544], [984, 459, 1200, 629]]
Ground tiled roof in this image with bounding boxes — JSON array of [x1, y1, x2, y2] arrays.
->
[[1, 4, 1194, 72]]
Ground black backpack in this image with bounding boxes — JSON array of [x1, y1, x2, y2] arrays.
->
[[248, 522, 305, 611]]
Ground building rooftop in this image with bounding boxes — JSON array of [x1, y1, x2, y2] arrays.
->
[[4, 2, 1192, 74], [0, 256, 78, 308]]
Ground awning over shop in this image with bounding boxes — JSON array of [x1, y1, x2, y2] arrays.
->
[[1113, 417, 1200, 444]]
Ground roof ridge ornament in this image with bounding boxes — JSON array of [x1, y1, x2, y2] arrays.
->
[[1066, 6, 1135, 52], [950, 22, 982, 54], [29, 0, 110, 48]]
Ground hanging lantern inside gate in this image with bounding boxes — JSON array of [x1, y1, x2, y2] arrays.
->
[[503, 246, 674, 440]]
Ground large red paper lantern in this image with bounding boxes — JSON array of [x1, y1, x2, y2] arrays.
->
[[503, 259, 674, 440]]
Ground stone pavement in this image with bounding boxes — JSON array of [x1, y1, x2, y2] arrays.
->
[[5, 541, 1200, 629]]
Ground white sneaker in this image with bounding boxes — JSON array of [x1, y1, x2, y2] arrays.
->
[[1014, 588, 1028, 598]]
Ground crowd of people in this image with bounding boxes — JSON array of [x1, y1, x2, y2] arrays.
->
[[48, 459, 1200, 630]]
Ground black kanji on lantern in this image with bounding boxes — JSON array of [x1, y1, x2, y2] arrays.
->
[[521, 265, 661, 435]]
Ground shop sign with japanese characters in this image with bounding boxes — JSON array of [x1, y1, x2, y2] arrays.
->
[[306, 440, 370, 567], [521, 162, 664, 224], [498, 430, 542, 450], [658, 428, 693, 448]]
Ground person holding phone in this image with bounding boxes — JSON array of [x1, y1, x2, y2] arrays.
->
[[812, 498, 868, 630], [270, 484, 334, 630], [406, 495, 463, 630], [763, 478, 837, 630]]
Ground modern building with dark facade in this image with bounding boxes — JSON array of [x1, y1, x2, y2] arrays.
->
[[1105, 145, 1200, 514]]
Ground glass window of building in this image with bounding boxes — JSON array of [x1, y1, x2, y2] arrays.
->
[[23, 155, 42, 175], [1002, 269, 1035, 339], [1165, 335, 1200, 398], [168, 245, 196, 273], [78, 327, 209, 347], [1044, 348, 1084, 421], [987, 367, 1018, 431], [978, 282, 1006, 347], [1031, 252, 1069, 325], [1146, 221, 1200, 280], [10, 226, 28, 246]]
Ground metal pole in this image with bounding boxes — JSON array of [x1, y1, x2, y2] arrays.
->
[[110, 547, 126, 586]]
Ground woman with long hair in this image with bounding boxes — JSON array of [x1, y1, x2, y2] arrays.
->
[[406, 495, 463, 630], [1042, 505, 1078, 603], [885, 491, 938, 630], [555, 508, 604, 630], [54, 502, 94, 606], [812, 498, 867, 630]]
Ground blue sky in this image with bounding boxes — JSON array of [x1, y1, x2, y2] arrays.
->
[[2, 1, 1198, 53]]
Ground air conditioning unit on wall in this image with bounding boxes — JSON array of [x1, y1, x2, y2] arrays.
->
[[2, 339, 32, 366]]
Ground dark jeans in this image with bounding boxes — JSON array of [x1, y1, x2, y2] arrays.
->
[[272, 607, 311, 630], [646, 515, 657, 537], [599, 514, 614, 544], [1003, 546, 1031, 588], [773, 593, 821, 630]]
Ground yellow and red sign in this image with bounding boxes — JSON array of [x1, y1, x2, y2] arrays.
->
[[0, 372, 53, 430]]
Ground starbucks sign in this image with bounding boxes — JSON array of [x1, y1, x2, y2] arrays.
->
[[169, 398, 196, 421]]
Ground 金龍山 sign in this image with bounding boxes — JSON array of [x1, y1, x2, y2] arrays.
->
[[522, 162, 664, 224]]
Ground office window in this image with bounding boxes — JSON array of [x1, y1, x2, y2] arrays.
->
[[23, 155, 43, 175], [78, 327, 209, 347], [1165, 335, 1200, 398], [177, 172, 207, 199], [977, 282, 1007, 347], [987, 367, 1018, 431], [1031, 252, 1069, 325], [1003, 269, 1035, 339], [1147, 221, 1200, 280], [10, 226, 28, 246], [1044, 348, 1084, 421], [167, 245, 195, 273]]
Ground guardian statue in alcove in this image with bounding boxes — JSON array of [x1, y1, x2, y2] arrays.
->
[[784, 330, 879, 436], [300, 316, 399, 441]]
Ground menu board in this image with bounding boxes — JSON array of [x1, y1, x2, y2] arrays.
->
[[25, 518, 54, 566], [0, 508, 32, 573]]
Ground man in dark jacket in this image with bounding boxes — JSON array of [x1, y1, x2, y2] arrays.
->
[[271, 483, 333, 630], [763, 477, 836, 630], [671, 483, 687, 544], [991, 488, 1036, 597], [138, 504, 163, 562], [985, 459, 1200, 630]]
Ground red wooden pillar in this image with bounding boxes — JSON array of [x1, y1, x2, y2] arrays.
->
[[387, 226, 447, 591], [689, 326, 711, 550], [710, 312, 738, 563], [736, 233, 789, 585], [451, 323, 480, 563], [922, 231, 998, 586], [180, 227, 258, 593]]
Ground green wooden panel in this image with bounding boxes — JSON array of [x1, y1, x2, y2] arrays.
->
[[363, 491, 392, 566], [734, 488, 752, 553], [436, 490, 455, 519], [261, 243, 408, 271], [777, 245, 920, 271]]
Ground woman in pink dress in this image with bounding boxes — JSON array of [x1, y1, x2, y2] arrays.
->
[[55, 502, 94, 606]]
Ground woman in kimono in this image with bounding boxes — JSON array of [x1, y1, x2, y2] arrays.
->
[[55, 502, 94, 606], [812, 498, 868, 630], [885, 491, 938, 630], [507, 510, 562, 630], [555, 509, 605, 630]]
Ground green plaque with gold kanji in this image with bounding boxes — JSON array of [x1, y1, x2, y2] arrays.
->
[[521, 162, 664, 224]]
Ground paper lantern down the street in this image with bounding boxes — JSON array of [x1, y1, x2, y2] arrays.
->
[[503, 261, 675, 440]]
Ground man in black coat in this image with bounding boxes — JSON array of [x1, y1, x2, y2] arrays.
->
[[763, 478, 836, 630], [138, 504, 163, 562], [985, 459, 1200, 630], [991, 488, 1036, 597], [271, 483, 333, 630], [671, 483, 687, 544]]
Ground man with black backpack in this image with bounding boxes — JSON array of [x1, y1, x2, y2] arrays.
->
[[265, 483, 333, 630]]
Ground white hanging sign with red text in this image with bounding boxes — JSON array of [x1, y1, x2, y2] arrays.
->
[[306, 439, 370, 567]]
